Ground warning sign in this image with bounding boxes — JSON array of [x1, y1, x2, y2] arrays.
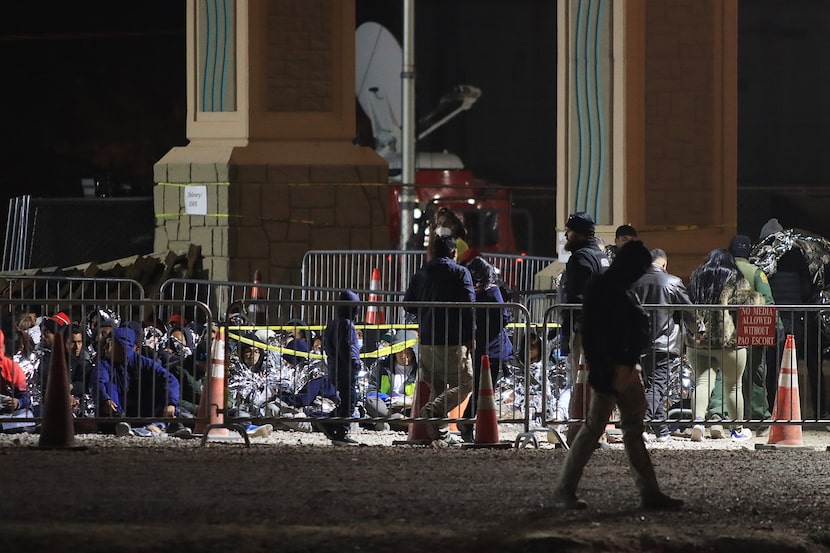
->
[[736, 306, 777, 347]]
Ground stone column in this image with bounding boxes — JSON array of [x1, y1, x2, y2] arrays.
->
[[154, 0, 388, 286], [557, 0, 738, 278]]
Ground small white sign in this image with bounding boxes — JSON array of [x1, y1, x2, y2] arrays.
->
[[184, 185, 208, 215]]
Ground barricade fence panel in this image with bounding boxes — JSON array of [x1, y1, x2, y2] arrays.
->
[[300, 249, 557, 313], [222, 298, 534, 442], [0, 298, 214, 437], [544, 302, 830, 434]]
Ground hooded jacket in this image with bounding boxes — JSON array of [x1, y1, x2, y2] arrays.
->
[[0, 330, 31, 410], [93, 327, 180, 417], [324, 290, 362, 379], [559, 236, 610, 353], [581, 241, 652, 395]]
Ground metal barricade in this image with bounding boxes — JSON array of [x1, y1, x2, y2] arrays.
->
[[0, 298, 214, 436], [543, 302, 830, 438], [217, 296, 533, 447], [300, 249, 557, 327]]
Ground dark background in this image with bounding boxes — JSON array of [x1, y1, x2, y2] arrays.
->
[[1, 1, 828, 262]]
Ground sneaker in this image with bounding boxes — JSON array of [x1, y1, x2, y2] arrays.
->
[[731, 428, 752, 441], [553, 488, 588, 510], [373, 422, 391, 432], [172, 426, 194, 439], [246, 424, 274, 438], [432, 432, 463, 448], [115, 422, 133, 437], [709, 424, 725, 439], [654, 433, 672, 443], [690, 424, 704, 442], [671, 427, 692, 438], [332, 436, 360, 446], [642, 492, 684, 511], [641, 432, 652, 444]]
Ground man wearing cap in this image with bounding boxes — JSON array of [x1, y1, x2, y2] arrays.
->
[[560, 212, 610, 442], [719, 235, 776, 431], [606, 224, 639, 262]]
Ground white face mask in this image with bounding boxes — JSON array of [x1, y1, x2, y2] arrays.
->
[[357, 338, 364, 350], [435, 226, 453, 237]]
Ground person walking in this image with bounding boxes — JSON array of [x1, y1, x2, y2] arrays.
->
[[553, 240, 683, 510]]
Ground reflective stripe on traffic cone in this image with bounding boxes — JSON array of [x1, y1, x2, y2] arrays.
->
[[195, 327, 230, 438], [37, 332, 85, 450], [758, 334, 811, 450], [365, 268, 385, 325]]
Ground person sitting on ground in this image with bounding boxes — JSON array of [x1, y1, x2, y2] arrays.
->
[[226, 334, 276, 438], [0, 329, 36, 433], [364, 330, 419, 432], [32, 312, 72, 416], [282, 320, 311, 367], [67, 323, 95, 418], [92, 326, 181, 437]]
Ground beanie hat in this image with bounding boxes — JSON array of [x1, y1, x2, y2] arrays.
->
[[728, 235, 752, 258], [759, 218, 784, 240], [565, 212, 596, 237]]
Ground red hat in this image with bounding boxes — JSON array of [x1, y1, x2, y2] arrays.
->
[[50, 312, 70, 326], [169, 314, 187, 326]]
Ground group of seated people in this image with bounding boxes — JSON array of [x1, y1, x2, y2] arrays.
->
[[0, 300, 554, 439]]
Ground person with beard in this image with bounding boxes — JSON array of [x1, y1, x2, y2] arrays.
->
[[559, 212, 610, 443], [553, 240, 683, 511]]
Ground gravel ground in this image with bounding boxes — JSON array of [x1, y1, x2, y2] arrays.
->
[[2, 424, 830, 552]]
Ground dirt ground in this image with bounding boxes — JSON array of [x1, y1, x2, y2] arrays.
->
[[2, 428, 830, 553]]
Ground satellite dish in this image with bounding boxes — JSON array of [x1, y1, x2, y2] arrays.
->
[[356, 22, 403, 164]]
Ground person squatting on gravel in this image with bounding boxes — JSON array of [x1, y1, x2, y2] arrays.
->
[[553, 240, 683, 511]]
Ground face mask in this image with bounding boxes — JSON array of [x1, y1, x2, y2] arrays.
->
[[357, 338, 364, 350], [435, 226, 453, 237]]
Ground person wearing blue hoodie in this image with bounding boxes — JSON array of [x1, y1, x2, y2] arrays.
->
[[319, 290, 363, 446], [93, 326, 180, 435]]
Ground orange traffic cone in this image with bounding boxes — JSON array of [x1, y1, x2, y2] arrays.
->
[[248, 269, 263, 322], [251, 269, 263, 299], [466, 355, 511, 449], [195, 327, 231, 439], [758, 334, 811, 450], [365, 268, 386, 325], [37, 333, 85, 450], [399, 380, 432, 445], [566, 353, 591, 444]]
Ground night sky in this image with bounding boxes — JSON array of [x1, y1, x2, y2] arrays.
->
[[2, 1, 830, 247]]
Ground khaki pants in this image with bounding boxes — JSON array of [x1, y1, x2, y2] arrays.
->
[[418, 344, 474, 438], [555, 364, 662, 499]]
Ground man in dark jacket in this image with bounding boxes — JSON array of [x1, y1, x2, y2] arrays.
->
[[559, 211, 610, 442], [632, 248, 691, 441], [404, 235, 475, 446], [553, 240, 683, 511]]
